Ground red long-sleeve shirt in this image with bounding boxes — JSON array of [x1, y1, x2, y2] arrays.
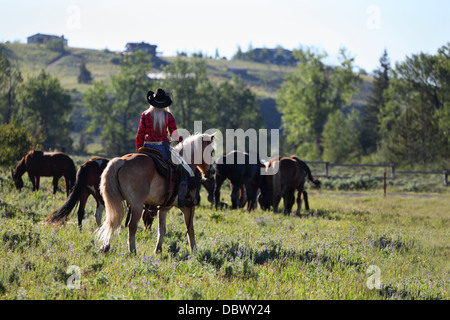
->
[[135, 110, 182, 152]]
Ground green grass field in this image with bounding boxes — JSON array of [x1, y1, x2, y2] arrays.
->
[[0, 157, 448, 300]]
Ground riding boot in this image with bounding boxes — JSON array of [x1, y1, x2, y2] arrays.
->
[[178, 177, 194, 208]]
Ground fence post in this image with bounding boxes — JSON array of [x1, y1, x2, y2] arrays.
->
[[390, 163, 395, 179], [444, 170, 448, 187], [325, 162, 329, 178], [384, 168, 387, 197]]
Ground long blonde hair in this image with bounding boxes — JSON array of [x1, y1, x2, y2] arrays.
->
[[149, 106, 169, 134]]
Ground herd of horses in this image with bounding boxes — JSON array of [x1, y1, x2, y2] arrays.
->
[[11, 134, 320, 255]]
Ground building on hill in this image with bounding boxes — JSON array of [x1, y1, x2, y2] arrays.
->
[[27, 33, 68, 46], [125, 42, 157, 56]]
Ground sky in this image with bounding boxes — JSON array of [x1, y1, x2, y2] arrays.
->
[[1, 0, 449, 72]]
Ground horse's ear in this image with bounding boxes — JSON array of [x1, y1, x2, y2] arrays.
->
[[210, 132, 216, 141]]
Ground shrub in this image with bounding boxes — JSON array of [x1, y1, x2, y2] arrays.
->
[[0, 122, 41, 167]]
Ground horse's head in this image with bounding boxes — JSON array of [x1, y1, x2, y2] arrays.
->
[[199, 133, 216, 179], [11, 168, 23, 191], [175, 132, 216, 180]]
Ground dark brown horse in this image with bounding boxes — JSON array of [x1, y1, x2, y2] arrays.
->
[[47, 157, 109, 229], [12, 150, 76, 196], [259, 156, 320, 215], [213, 150, 264, 212], [203, 176, 247, 209]]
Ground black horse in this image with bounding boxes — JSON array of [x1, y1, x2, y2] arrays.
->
[[213, 150, 264, 212]]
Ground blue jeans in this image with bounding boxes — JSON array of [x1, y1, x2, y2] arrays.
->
[[143, 141, 170, 161]]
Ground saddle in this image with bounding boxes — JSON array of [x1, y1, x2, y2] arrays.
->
[[124, 148, 202, 228], [138, 146, 179, 208]]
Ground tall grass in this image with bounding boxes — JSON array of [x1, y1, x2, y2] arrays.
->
[[0, 165, 448, 300]]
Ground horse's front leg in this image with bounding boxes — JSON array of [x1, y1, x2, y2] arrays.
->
[[35, 176, 41, 191], [27, 172, 36, 191], [155, 208, 168, 254], [230, 183, 241, 209], [214, 175, 225, 210], [181, 206, 196, 252]]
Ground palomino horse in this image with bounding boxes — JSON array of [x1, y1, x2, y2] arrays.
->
[[96, 133, 216, 255], [12, 150, 76, 196], [140, 168, 205, 231], [214, 150, 264, 212], [47, 157, 109, 229], [259, 156, 321, 215]]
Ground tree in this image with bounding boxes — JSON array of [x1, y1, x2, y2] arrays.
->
[[0, 122, 41, 166], [161, 56, 263, 135], [161, 56, 208, 131], [84, 50, 153, 155], [276, 46, 361, 159], [207, 76, 263, 131], [233, 45, 244, 60], [361, 49, 390, 154], [245, 43, 255, 61], [78, 60, 92, 84], [378, 43, 450, 168], [0, 49, 23, 123], [322, 109, 362, 163], [21, 70, 73, 149]]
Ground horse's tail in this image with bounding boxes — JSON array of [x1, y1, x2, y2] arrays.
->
[[290, 156, 321, 188], [46, 164, 87, 225], [96, 158, 126, 246]]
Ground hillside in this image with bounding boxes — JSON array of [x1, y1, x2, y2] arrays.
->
[[1, 42, 373, 133]]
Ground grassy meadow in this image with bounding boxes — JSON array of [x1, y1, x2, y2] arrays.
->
[[0, 156, 448, 300]]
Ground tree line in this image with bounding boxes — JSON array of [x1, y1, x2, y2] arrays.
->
[[1, 42, 448, 170], [277, 44, 449, 170], [0, 47, 263, 163]]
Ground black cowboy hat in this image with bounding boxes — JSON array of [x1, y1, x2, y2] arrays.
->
[[147, 88, 172, 108]]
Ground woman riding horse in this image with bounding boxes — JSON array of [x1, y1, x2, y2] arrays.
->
[[136, 88, 193, 208]]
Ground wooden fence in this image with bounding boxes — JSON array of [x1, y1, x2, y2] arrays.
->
[[304, 161, 448, 187]]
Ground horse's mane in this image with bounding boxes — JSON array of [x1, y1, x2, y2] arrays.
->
[[13, 154, 28, 177], [173, 132, 216, 154]]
